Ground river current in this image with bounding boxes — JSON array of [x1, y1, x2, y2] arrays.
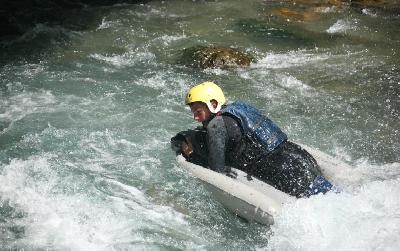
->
[[1, 0, 399, 250]]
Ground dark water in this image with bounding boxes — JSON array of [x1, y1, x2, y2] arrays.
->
[[1, 0, 399, 250]]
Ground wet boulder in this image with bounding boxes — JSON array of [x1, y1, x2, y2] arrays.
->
[[181, 46, 254, 69], [269, 0, 347, 23], [272, 8, 321, 22]]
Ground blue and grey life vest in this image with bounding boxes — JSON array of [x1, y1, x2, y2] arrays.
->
[[221, 101, 287, 154]]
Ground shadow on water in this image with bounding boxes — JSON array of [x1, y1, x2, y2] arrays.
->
[[0, 0, 150, 65]]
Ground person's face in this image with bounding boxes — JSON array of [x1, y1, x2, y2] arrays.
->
[[190, 102, 211, 123]]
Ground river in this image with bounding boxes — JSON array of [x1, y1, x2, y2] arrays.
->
[[1, 0, 399, 250]]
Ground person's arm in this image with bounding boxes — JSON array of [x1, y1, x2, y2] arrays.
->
[[206, 116, 227, 172]]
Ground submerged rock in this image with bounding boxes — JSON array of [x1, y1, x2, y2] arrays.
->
[[181, 46, 254, 69], [235, 18, 315, 48], [272, 8, 321, 22]]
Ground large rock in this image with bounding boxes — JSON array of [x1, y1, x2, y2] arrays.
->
[[181, 46, 254, 69]]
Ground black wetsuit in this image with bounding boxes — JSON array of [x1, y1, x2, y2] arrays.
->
[[204, 114, 323, 197]]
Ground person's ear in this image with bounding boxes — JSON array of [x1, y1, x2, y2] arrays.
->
[[210, 99, 218, 109]]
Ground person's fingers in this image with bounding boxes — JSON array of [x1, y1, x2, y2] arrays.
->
[[181, 141, 193, 156]]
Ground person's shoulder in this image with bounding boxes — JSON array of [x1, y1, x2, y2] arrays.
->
[[221, 113, 239, 125], [209, 115, 224, 124], [207, 115, 225, 129], [222, 100, 254, 112]]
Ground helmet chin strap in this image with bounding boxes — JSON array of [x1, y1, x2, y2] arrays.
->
[[206, 102, 222, 114]]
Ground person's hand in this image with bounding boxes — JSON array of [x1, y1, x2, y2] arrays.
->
[[181, 137, 193, 158], [225, 170, 238, 179]]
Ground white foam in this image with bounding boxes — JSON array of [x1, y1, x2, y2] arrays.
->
[[277, 75, 314, 96], [362, 9, 377, 17], [0, 90, 56, 133], [314, 6, 337, 13], [96, 17, 121, 30], [262, 146, 400, 250], [252, 50, 330, 69], [242, 72, 317, 101], [0, 154, 189, 250], [156, 34, 187, 46], [89, 51, 155, 68], [203, 67, 230, 75], [326, 19, 358, 34], [133, 74, 168, 89], [267, 177, 400, 250]]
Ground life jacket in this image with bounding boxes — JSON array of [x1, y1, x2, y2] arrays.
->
[[220, 101, 287, 154]]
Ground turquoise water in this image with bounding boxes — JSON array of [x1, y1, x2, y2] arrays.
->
[[1, 0, 399, 250]]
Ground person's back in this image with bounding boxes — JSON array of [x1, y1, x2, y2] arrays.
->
[[197, 105, 325, 197]]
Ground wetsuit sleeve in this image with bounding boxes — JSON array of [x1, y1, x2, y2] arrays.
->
[[206, 116, 227, 173]]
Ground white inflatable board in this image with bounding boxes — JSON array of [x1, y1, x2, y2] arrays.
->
[[177, 155, 292, 225], [177, 144, 351, 225]]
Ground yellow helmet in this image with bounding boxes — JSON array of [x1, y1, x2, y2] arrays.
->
[[185, 81, 226, 113]]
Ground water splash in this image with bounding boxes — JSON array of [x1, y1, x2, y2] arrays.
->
[[326, 19, 358, 34]]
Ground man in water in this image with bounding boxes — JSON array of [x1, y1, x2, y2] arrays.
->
[[172, 81, 335, 198]]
